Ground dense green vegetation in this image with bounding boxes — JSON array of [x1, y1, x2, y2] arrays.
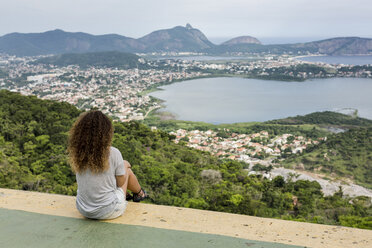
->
[[269, 112, 372, 188], [0, 90, 371, 229], [269, 111, 372, 188], [0, 90, 81, 194], [281, 127, 372, 189], [35, 51, 145, 69], [268, 111, 372, 127]]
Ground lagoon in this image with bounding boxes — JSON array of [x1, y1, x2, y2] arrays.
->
[[149, 77, 372, 124]]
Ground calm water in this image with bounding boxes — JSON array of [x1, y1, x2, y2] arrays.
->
[[297, 55, 372, 65], [149, 77, 372, 123]]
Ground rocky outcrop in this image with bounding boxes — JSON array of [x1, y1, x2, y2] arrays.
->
[[138, 24, 215, 52]]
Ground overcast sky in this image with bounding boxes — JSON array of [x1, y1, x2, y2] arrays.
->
[[1, 0, 372, 44]]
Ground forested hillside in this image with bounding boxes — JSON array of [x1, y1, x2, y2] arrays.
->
[[35, 51, 143, 69], [0, 90, 371, 229], [266, 111, 372, 188], [281, 127, 372, 188], [0, 90, 81, 194]]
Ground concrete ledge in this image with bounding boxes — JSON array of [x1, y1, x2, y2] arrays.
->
[[1, 188, 371, 247]]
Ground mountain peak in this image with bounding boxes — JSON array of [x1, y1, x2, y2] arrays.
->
[[50, 29, 65, 33], [185, 23, 193, 29], [138, 24, 214, 52]]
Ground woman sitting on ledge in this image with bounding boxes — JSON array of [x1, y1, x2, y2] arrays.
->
[[68, 110, 147, 220]]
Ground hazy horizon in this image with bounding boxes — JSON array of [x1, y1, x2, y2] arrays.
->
[[1, 0, 372, 40]]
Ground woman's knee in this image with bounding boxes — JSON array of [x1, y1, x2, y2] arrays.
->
[[127, 168, 134, 176], [124, 160, 131, 169]]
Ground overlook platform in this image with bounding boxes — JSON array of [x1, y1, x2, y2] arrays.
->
[[0, 188, 371, 248]]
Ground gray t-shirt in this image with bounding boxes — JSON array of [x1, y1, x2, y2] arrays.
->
[[75, 147, 126, 219]]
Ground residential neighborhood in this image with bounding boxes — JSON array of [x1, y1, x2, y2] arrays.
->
[[1, 53, 371, 122], [170, 128, 325, 167]]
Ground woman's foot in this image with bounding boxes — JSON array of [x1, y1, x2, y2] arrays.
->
[[126, 192, 133, 201], [133, 188, 148, 202]]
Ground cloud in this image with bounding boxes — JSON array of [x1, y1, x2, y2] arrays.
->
[[0, 0, 371, 38]]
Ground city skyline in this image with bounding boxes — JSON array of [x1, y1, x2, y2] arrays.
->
[[1, 0, 372, 44]]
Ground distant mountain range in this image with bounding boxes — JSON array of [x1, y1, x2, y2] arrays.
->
[[1, 24, 372, 56]]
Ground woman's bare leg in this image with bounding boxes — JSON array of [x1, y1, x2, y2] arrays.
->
[[120, 161, 144, 197], [120, 171, 130, 196], [127, 169, 142, 194]]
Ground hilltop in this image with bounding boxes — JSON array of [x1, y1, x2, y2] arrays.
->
[[0, 90, 371, 229], [222, 36, 262, 45], [138, 24, 214, 52]]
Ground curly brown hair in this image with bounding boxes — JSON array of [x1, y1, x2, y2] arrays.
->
[[68, 110, 113, 174]]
